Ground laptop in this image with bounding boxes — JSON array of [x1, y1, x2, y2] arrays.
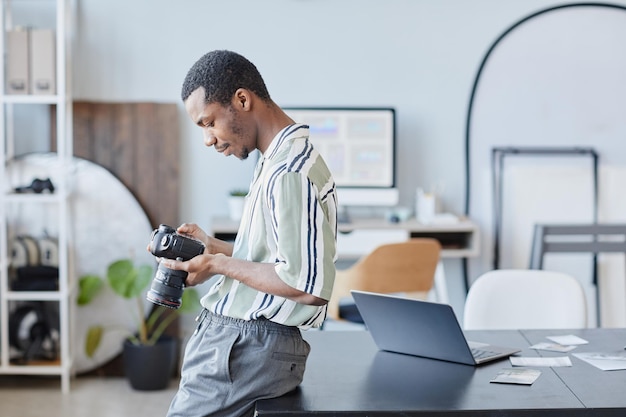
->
[[351, 290, 521, 365]]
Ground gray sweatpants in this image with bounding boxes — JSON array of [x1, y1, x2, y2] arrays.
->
[[167, 309, 310, 417]]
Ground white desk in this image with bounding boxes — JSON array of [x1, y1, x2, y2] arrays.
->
[[210, 216, 480, 302]]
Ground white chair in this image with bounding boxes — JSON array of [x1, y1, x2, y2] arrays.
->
[[463, 269, 588, 330]]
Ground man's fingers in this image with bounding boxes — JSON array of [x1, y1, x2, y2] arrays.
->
[[160, 257, 184, 270]]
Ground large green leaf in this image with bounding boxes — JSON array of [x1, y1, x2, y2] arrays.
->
[[135, 264, 153, 295], [76, 275, 104, 305], [107, 259, 134, 298], [107, 259, 152, 299], [85, 326, 104, 358]]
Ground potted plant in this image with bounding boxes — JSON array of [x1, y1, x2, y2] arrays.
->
[[77, 258, 200, 390], [228, 188, 248, 221]]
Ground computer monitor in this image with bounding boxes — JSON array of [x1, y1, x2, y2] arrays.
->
[[283, 107, 398, 208]]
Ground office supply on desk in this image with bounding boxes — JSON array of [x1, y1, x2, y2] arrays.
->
[[351, 290, 520, 365], [416, 188, 436, 224], [510, 356, 572, 367], [490, 368, 541, 385], [546, 334, 588, 345], [529, 342, 576, 353], [573, 351, 626, 371]]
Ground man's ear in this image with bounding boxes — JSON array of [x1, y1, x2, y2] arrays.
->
[[233, 88, 252, 111]]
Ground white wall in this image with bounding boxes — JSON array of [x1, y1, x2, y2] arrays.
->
[[71, 0, 589, 225], [69, 0, 626, 315], [19, 0, 626, 315], [466, 4, 626, 326]]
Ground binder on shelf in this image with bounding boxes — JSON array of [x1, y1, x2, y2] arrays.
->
[[6, 28, 30, 95], [30, 29, 56, 95]]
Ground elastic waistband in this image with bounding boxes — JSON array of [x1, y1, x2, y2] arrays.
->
[[196, 308, 300, 336]]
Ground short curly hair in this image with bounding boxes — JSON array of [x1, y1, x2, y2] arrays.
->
[[181, 50, 271, 106]]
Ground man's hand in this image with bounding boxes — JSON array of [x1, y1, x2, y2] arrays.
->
[[159, 255, 327, 306], [158, 253, 223, 287], [154, 223, 326, 306], [177, 223, 233, 256]]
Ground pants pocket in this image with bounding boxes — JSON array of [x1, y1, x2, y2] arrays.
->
[[271, 351, 308, 364], [269, 341, 309, 390]]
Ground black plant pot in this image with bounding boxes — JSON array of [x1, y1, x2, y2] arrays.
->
[[122, 336, 177, 391]]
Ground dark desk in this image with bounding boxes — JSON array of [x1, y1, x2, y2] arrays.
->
[[256, 329, 626, 416], [523, 329, 626, 410]]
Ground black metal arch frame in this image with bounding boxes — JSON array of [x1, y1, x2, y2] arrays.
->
[[461, 2, 626, 292], [464, 2, 626, 216]]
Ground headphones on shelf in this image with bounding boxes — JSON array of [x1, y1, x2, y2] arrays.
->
[[8, 302, 59, 364]]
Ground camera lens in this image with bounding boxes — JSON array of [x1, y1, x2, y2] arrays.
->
[[147, 224, 205, 309], [146, 263, 186, 309]]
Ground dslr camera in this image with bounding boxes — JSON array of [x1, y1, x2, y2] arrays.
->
[[147, 224, 205, 309]]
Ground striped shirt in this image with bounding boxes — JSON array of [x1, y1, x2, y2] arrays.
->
[[201, 124, 338, 328]]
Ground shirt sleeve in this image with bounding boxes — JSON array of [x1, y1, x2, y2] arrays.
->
[[270, 171, 336, 301]]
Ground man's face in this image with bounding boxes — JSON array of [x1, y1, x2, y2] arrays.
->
[[184, 87, 253, 160]]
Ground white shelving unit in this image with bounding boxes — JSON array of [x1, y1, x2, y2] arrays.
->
[[0, 0, 73, 392]]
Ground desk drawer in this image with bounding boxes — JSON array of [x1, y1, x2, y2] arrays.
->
[[336, 229, 409, 258]]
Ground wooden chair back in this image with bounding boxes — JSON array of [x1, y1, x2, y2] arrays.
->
[[327, 238, 441, 321]]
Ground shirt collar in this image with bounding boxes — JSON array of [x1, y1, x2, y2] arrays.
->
[[261, 123, 310, 161]]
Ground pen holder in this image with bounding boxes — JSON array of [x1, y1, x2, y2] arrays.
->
[[416, 189, 436, 224]]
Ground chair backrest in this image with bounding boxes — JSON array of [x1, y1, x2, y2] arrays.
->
[[463, 269, 588, 330], [327, 238, 441, 320]]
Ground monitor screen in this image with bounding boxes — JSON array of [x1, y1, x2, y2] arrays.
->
[[284, 107, 398, 207]]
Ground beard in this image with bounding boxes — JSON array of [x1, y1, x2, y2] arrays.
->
[[228, 106, 251, 160]]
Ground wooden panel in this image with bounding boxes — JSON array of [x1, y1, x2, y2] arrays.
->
[[52, 101, 179, 228], [52, 101, 181, 376]]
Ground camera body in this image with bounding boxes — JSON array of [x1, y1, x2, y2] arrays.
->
[[147, 224, 205, 309]]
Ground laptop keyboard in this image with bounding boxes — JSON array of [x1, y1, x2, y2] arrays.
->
[[471, 347, 500, 360]]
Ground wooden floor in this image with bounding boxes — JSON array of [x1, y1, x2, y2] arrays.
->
[[0, 375, 179, 417]]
